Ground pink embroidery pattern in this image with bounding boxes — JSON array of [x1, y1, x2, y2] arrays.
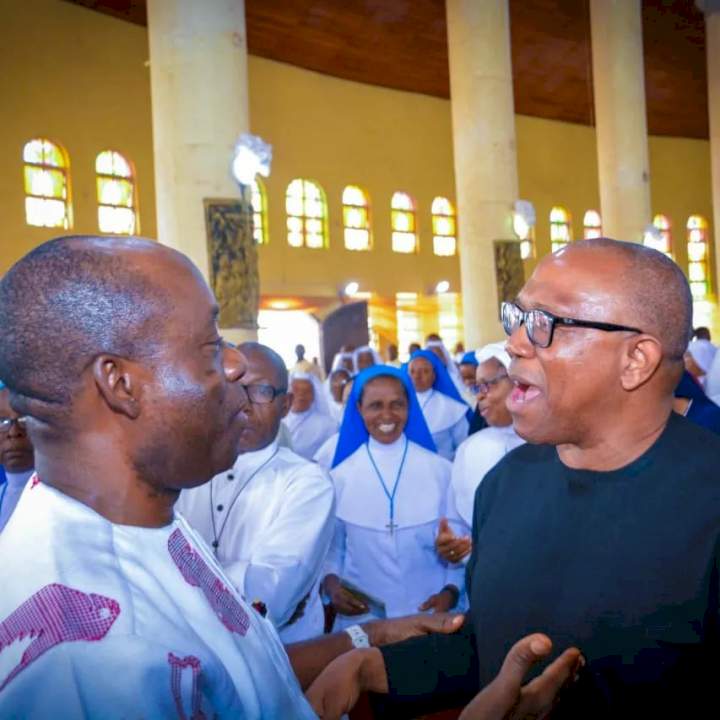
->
[[168, 653, 205, 720], [168, 529, 249, 636], [29, 474, 40, 489], [0, 583, 120, 691]]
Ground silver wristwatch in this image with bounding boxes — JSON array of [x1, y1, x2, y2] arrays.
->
[[344, 624, 370, 648]]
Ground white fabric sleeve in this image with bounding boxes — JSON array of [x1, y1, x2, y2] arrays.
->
[[227, 466, 335, 629], [450, 416, 469, 456], [322, 517, 346, 579]]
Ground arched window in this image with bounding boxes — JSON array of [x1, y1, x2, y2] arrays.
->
[[23, 138, 72, 229], [687, 215, 710, 299], [391, 191, 417, 253], [342, 185, 371, 251], [550, 206, 572, 252], [286, 178, 328, 249], [251, 178, 268, 245], [431, 196, 457, 256], [583, 209, 602, 240], [96, 150, 138, 234], [646, 214, 672, 256]]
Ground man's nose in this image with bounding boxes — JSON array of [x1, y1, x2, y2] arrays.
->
[[505, 323, 534, 359], [223, 343, 248, 384]]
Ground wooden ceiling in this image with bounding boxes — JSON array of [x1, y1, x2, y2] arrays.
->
[[64, 0, 709, 138]]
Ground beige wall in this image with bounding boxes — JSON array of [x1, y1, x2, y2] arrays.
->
[[1, 0, 716, 332]]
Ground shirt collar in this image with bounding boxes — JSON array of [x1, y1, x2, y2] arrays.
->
[[230, 437, 279, 478]]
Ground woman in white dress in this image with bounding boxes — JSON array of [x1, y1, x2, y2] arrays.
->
[[406, 349, 470, 460], [281, 371, 337, 461], [322, 365, 464, 630]]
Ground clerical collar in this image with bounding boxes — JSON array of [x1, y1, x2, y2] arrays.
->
[[368, 434, 407, 455], [415, 389, 431, 399], [4, 469, 34, 488], [230, 438, 278, 478]]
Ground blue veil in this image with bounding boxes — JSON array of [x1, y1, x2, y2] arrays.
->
[[459, 351, 479, 367], [403, 349, 467, 405], [331, 365, 436, 468]]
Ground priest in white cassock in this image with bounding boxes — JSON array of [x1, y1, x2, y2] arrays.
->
[[406, 349, 470, 460], [177, 342, 335, 643], [322, 365, 465, 631], [282, 371, 337, 460], [0, 236, 472, 720], [0, 380, 35, 533]]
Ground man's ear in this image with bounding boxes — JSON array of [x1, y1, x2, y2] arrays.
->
[[92, 355, 142, 419], [619, 335, 664, 391], [280, 392, 293, 419]]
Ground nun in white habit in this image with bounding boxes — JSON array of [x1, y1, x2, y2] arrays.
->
[[322, 365, 464, 631], [406, 349, 470, 461], [425, 338, 477, 407], [282, 371, 338, 461], [353, 344, 383, 373]]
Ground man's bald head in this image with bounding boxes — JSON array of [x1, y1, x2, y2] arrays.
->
[[237, 342, 288, 390], [555, 238, 692, 361], [0, 236, 178, 409]]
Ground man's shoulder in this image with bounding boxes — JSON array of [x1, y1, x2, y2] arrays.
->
[[274, 447, 334, 485], [459, 426, 520, 460], [662, 413, 720, 474]]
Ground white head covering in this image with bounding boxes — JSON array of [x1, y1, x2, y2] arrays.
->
[[425, 340, 474, 407], [331, 352, 356, 373], [352, 345, 382, 371], [475, 342, 512, 370], [706, 349, 720, 399], [687, 339, 717, 375], [288, 371, 333, 417]]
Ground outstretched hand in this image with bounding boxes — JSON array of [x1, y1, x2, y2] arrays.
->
[[459, 634, 583, 720], [364, 610, 464, 646], [436, 517, 472, 563]]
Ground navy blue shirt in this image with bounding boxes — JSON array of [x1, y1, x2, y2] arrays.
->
[[380, 413, 720, 717]]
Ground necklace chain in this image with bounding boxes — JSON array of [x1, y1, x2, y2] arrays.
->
[[365, 437, 409, 534], [209, 448, 279, 554]]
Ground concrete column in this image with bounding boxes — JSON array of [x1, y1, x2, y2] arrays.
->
[[703, 1, 720, 330], [446, 0, 518, 347], [590, 0, 652, 243], [147, 0, 255, 342]]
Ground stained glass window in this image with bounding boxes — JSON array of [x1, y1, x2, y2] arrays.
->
[[550, 206, 572, 252], [687, 215, 710, 299], [23, 138, 72, 229], [286, 178, 328, 249], [431, 197, 457, 256], [251, 178, 268, 245], [391, 192, 417, 253], [342, 185, 371, 251], [96, 150, 137, 234], [645, 214, 672, 257], [583, 209, 602, 240]]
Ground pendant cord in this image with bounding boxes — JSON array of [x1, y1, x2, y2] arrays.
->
[[365, 436, 409, 532]]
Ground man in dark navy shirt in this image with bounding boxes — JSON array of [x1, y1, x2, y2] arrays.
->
[[307, 238, 720, 719]]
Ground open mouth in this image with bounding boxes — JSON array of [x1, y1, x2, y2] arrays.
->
[[508, 380, 542, 409], [377, 423, 397, 435]]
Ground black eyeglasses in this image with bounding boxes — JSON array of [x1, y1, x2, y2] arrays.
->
[[501, 301, 643, 349], [471, 373, 510, 395], [239, 383, 287, 405], [0, 416, 28, 433]]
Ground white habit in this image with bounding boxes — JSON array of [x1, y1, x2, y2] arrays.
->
[[451, 424, 526, 529], [416, 389, 469, 461], [283, 409, 337, 461], [313, 432, 339, 470], [0, 477, 317, 719], [177, 438, 335, 643], [0, 469, 33, 533], [324, 436, 464, 629]]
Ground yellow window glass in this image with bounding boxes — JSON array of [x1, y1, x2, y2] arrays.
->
[[687, 215, 710, 299], [550, 206, 572, 252], [342, 185, 371, 251], [286, 178, 328, 249], [391, 192, 417, 253], [23, 138, 72, 229], [96, 150, 138, 234], [251, 178, 268, 245], [645, 214, 672, 257], [583, 209, 602, 239], [431, 196, 457, 256]]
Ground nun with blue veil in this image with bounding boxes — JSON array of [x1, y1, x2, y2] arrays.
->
[[405, 349, 470, 460], [321, 365, 464, 631]]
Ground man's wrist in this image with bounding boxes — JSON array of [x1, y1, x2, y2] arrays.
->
[[441, 584, 460, 608]]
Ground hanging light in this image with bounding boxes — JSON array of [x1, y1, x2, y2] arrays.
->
[[435, 280, 450, 294], [344, 281, 360, 297], [230, 133, 273, 186]]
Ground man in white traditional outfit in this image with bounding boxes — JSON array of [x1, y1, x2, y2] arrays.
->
[[177, 342, 335, 643], [322, 365, 465, 631], [406, 349, 470, 460], [0, 380, 35, 533], [0, 236, 484, 719], [291, 343, 324, 380], [283, 371, 338, 460]]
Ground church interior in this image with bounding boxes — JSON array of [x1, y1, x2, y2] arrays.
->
[[3, 0, 718, 366]]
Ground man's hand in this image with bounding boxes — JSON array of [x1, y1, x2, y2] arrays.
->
[[306, 648, 387, 720], [363, 611, 464, 646], [459, 634, 582, 720], [323, 574, 368, 616], [418, 587, 457, 613], [436, 517, 472, 563]]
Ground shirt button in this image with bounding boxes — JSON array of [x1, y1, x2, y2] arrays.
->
[[227, 473, 235, 481], [217, 504, 224, 512]]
